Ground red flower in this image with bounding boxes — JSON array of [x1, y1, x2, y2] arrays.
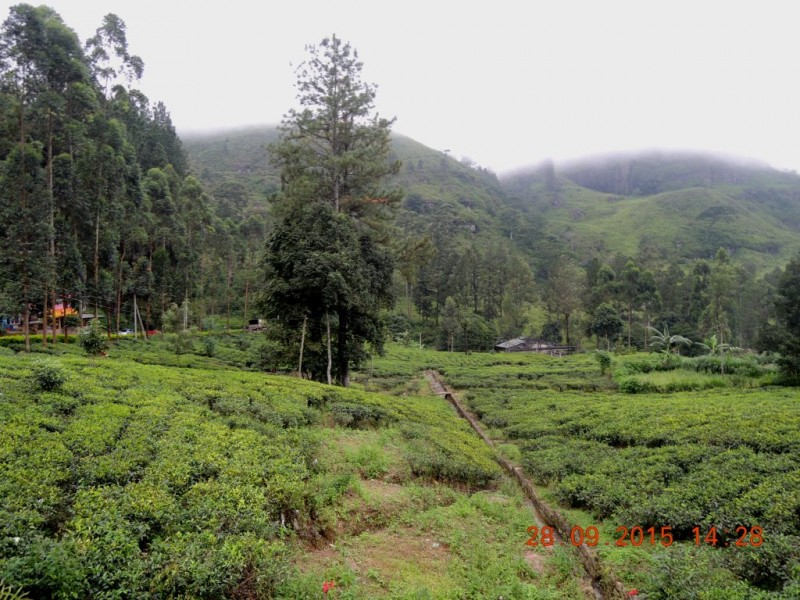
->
[[322, 581, 335, 594], [628, 591, 639, 597]]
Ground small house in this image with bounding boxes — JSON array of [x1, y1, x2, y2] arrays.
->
[[495, 337, 575, 356]]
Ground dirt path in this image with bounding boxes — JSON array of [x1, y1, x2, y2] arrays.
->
[[424, 370, 625, 600]]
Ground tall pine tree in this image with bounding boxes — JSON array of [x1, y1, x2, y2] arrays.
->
[[262, 35, 399, 386]]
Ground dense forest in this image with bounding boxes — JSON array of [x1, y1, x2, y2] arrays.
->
[[0, 5, 255, 351]]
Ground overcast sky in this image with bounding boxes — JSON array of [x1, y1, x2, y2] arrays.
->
[[22, 0, 800, 173]]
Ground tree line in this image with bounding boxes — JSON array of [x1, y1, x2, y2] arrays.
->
[[394, 196, 794, 367]]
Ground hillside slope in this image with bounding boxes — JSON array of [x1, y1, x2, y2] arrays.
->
[[182, 126, 509, 226], [502, 151, 800, 271], [184, 128, 800, 273]]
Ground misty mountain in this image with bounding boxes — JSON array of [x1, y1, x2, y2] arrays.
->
[[183, 128, 800, 273], [501, 151, 800, 271]]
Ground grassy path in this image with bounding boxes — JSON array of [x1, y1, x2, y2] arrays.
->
[[424, 370, 622, 600]]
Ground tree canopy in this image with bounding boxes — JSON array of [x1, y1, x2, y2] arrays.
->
[[270, 34, 400, 219]]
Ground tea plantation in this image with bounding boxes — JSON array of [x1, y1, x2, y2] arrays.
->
[[0, 337, 592, 599], [361, 345, 800, 599]]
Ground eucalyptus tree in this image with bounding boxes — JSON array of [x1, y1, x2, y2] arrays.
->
[[0, 5, 206, 340], [84, 13, 143, 97], [773, 254, 800, 380], [618, 258, 641, 347], [0, 4, 92, 340], [544, 255, 585, 348], [0, 143, 48, 350], [703, 248, 735, 345]]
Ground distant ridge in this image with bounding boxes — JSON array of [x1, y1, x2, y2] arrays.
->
[[183, 126, 800, 272]]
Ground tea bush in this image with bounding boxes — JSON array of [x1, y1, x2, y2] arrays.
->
[[78, 321, 108, 356], [0, 348, 507, 598], [30, 360, 66, 392], [364, 344, 800, 595]]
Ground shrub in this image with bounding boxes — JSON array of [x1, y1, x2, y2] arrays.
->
[[497, 443, 521, 463], [256, 339, 284, 372], [330, 402, 393, 428], [172, 331, 194, 355], [725, 533, 800, 591], [348, 445, 389, 479], [618, 377, 647, 394], [78, 321, 108, 356], [202, 336, 217, 358], [594, 351, 612, 376], [31, 360, 67, 392]]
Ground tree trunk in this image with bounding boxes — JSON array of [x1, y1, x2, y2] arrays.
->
[[19, 87, 29, 353], [326, 313, 333, 385], [51, 289, 57, 345], [116, 247, 125, 336], [138, 297, 147, 342], [23, 293, 30, 353], [243, 279, 249, 325], [338, 309, 349, 387], [298, 314, 307, 378], [48, 110, 56, 346], [564, 312, 571, 348], [94, 211, 100, 320], [627, 304, 633, 348], [42, 291, 48, 347]]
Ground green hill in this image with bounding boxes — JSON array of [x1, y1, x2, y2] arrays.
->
[[501, 151, 800, 272], [185, 129, 800, 273], [182, 127, 508, 229]]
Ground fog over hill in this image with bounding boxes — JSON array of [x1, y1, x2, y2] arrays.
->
[[183, 126, 800, 273]]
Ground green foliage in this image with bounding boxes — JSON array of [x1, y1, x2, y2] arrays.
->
[[0, 346, 520, 597], [331, 402, 395, 429], [30, 360, 67, 392], [270, 34, 400, 215], [201, 336, 217, 357], [62, 314, 81, 332], [0, 581, 27, 600], [774, 253, 800, 382], [171, 330, 194, 355], [645, 545, 755, 600], [78, 321, 108, 356], [364, 345, 800, 595], [594, 351, 612, 376], [648, 324, 692, 355], [261, 201, 394, 385], [540, 321, 562, 343], [590, 303, 623, 349], [161, 303, 182, 333], [504, 152, 800, 272]]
